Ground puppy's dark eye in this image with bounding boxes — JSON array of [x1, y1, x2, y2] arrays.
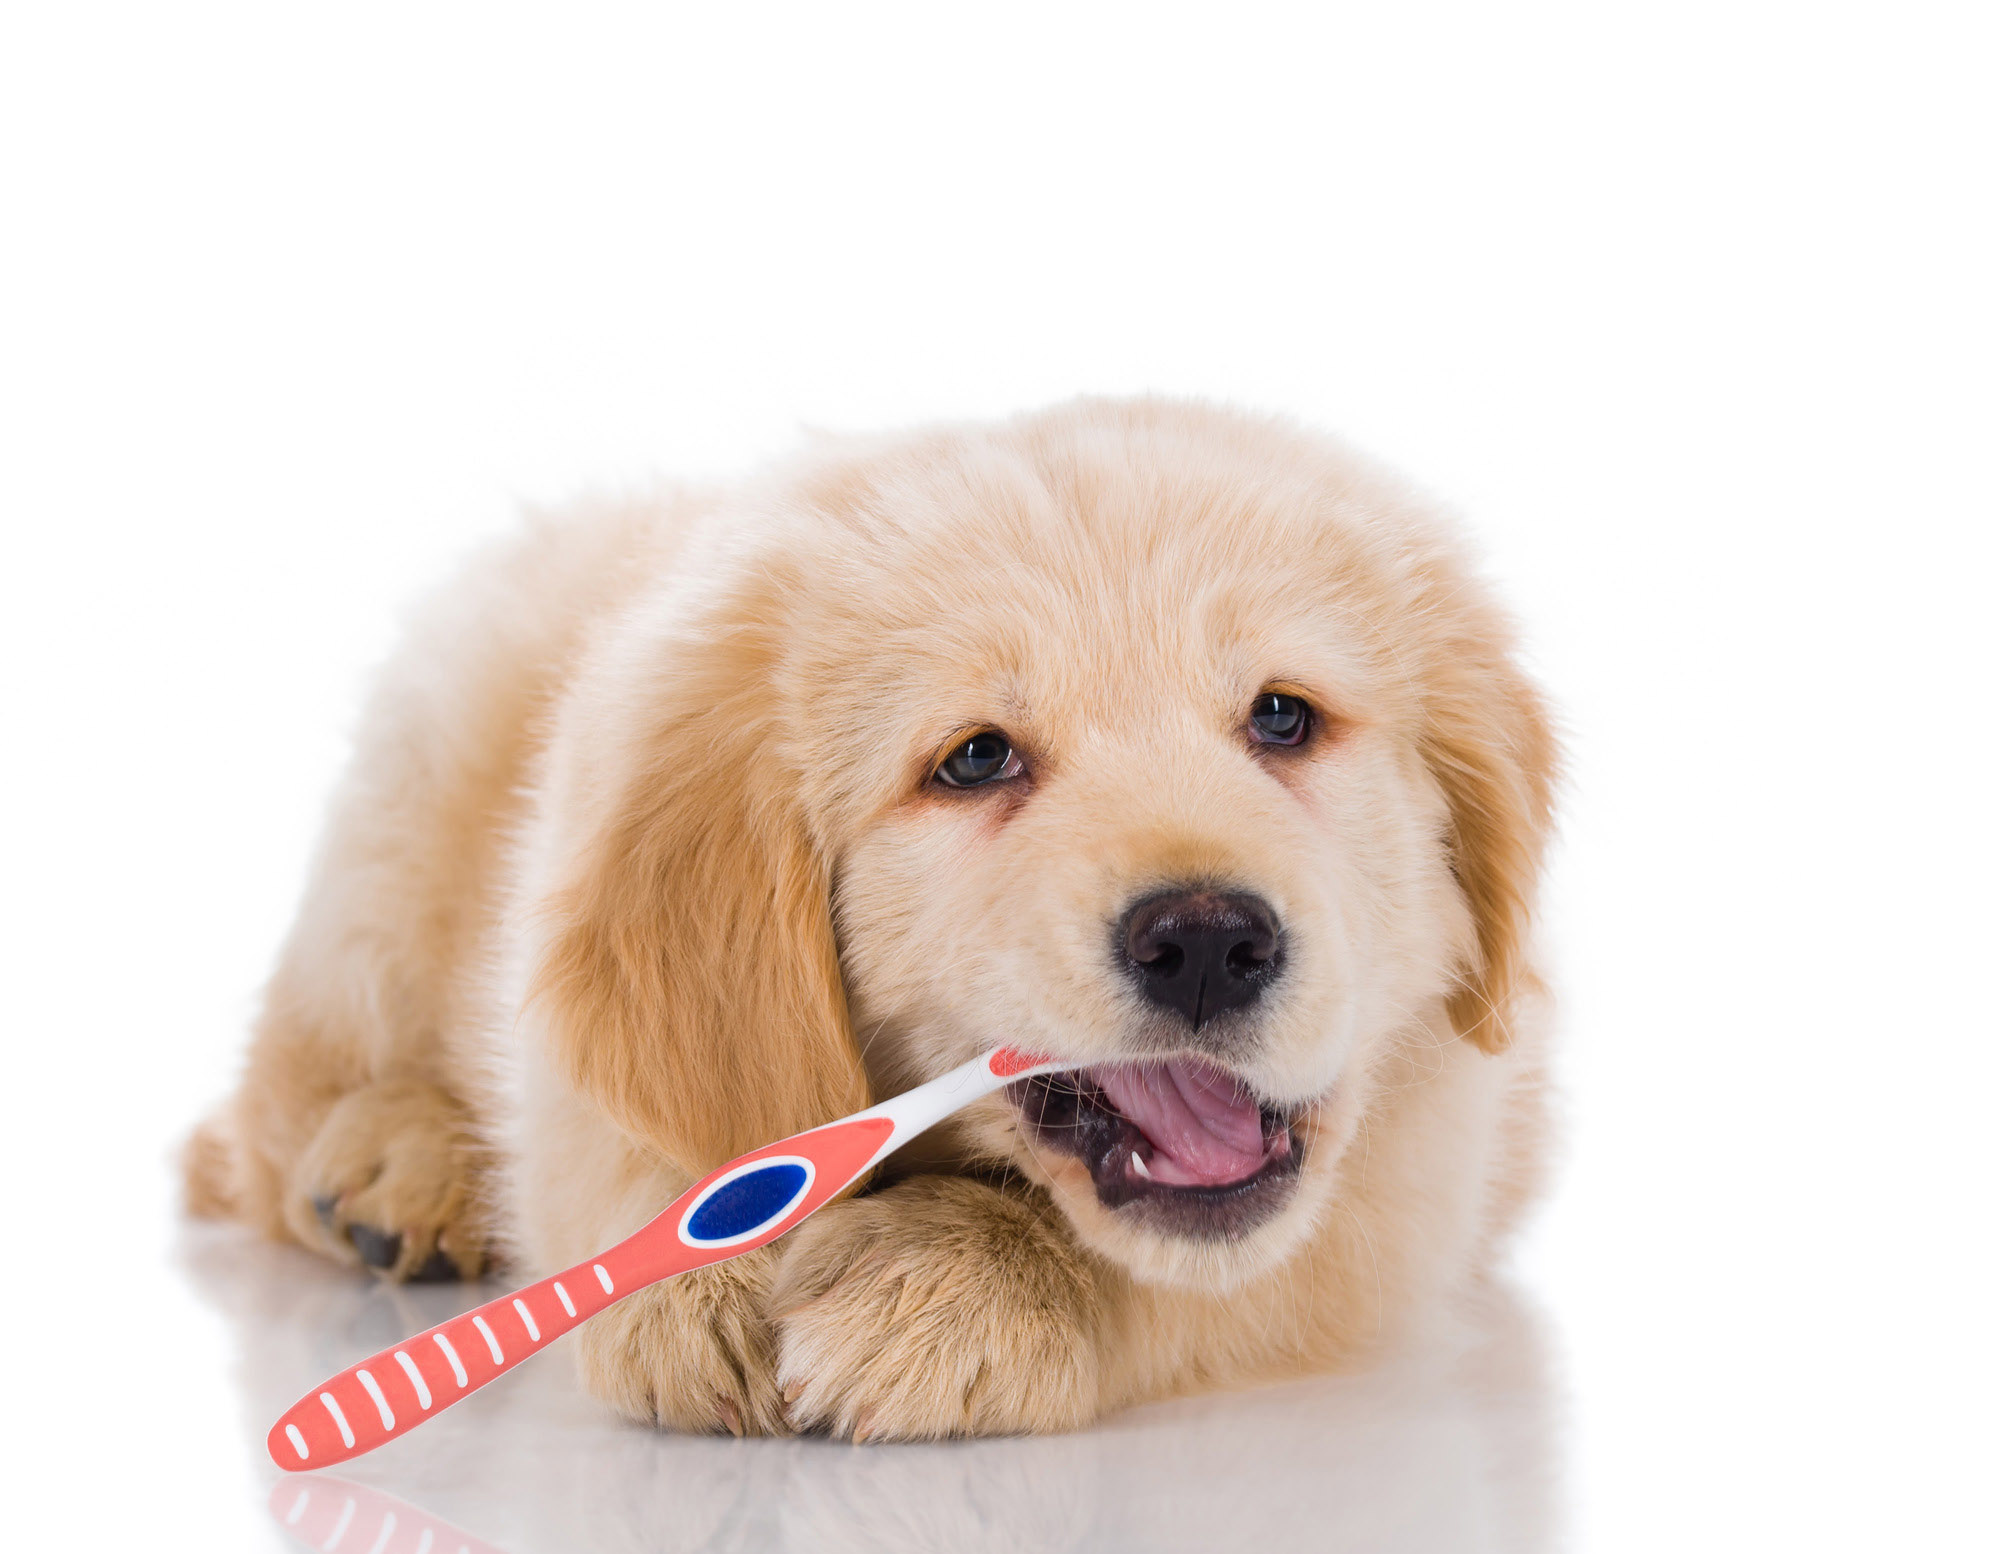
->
[[936, 731, 1024, 787], [1248, 692, 1311, 746]]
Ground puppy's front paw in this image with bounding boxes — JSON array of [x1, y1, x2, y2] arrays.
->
[[576, 1248, 786, 1436], [772, 1176, 1102, 1442], [287, 1079, 486, 1281]]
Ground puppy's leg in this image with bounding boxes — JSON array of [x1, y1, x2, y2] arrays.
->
[[513, 1075, 796, 1437], [575, 1247, 788, 1437], [283, 1077, 487, 1281], [771, 1176, 1105, 1441], [189, 508, 659, 1275]]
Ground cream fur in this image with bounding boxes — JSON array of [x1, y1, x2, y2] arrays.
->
[[189, 398, 1558, 1440]]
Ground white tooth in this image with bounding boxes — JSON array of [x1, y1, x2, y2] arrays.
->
[[1130, 1150, 1152, 1179]]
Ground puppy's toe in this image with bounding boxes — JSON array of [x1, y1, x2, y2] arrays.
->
[[772, 1176, 1102, 1441], [576, 1248, 787, 1437], [287, 1079, 487, 1282]]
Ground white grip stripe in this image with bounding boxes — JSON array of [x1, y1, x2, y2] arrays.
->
[[356, 1368, 395, 1431], [364, 1511, 397, 1554], [553, 1281, 575, 1317], [593, 1263, 613, 1294], [394, 1348, 432, 1409], [432, 1331, 468, 1387], [318, 1391, 355, 1448], [471, 1314, 504, 1365], [513, 1298, 540, 1341], [284, 1426, 309, 1463]]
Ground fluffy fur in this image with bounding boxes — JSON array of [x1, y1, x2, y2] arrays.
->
[[188, 398, 1558, 1440]]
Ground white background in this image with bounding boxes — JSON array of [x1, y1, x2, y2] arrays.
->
[[3, 3, 2010, 1549]]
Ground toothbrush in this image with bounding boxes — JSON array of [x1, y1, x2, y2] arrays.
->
[[267, 1044, 1063, 1471]]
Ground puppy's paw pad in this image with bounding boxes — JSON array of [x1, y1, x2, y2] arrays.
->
[[288, 1079, 486, 1282], [346, 1222, 402, 1270], [337, 1222, 463, 1281], [772, 1177, 1100, 1441]]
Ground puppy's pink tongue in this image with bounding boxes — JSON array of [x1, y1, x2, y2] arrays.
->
[[1094, 1059, 1266, 1187]]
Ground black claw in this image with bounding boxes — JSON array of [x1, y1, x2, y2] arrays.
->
[[347, 1223, 403, 1270], [410, 1248, 464, 1283], [312, 1193, 340, 1230]]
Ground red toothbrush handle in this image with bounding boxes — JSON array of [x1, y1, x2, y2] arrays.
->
[[267, 1247, 636, 1470], [268, 1114, 898, 1470]]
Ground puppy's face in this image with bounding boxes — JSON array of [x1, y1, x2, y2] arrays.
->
[[775, 412, 1509, 1292]]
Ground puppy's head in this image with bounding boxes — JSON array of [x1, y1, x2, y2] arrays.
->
[[534, 400, 1555, 1292]]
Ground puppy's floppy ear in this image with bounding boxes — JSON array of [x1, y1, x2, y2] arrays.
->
[[1420, 647, 1559, 1055], [530, 588, 872, 1176]]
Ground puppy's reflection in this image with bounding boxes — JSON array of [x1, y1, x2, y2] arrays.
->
[[186, 1222, 1557, 1554]]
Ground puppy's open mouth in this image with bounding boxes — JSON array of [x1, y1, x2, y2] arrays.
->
[[1009, 1058, 1303, 1240]]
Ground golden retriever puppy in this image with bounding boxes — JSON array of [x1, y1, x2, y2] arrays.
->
[[187, 398, 1557, 1441]]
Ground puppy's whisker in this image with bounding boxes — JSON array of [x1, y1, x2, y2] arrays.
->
[[853, 1012, 896, 1068]]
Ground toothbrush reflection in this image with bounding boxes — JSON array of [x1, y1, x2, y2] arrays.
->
[[187, 1222, 1558, 1554], [270, 1475, 510, 1554]]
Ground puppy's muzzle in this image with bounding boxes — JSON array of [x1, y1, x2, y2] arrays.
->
[[1118, 887, 1282, 1030]]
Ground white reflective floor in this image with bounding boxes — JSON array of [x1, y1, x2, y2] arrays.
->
[[9, 4, 2014, 1547], [182, 1223, 1557, 1554]]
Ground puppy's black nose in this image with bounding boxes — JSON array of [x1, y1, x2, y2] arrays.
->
[[1120, 888, 1282, 1028]]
